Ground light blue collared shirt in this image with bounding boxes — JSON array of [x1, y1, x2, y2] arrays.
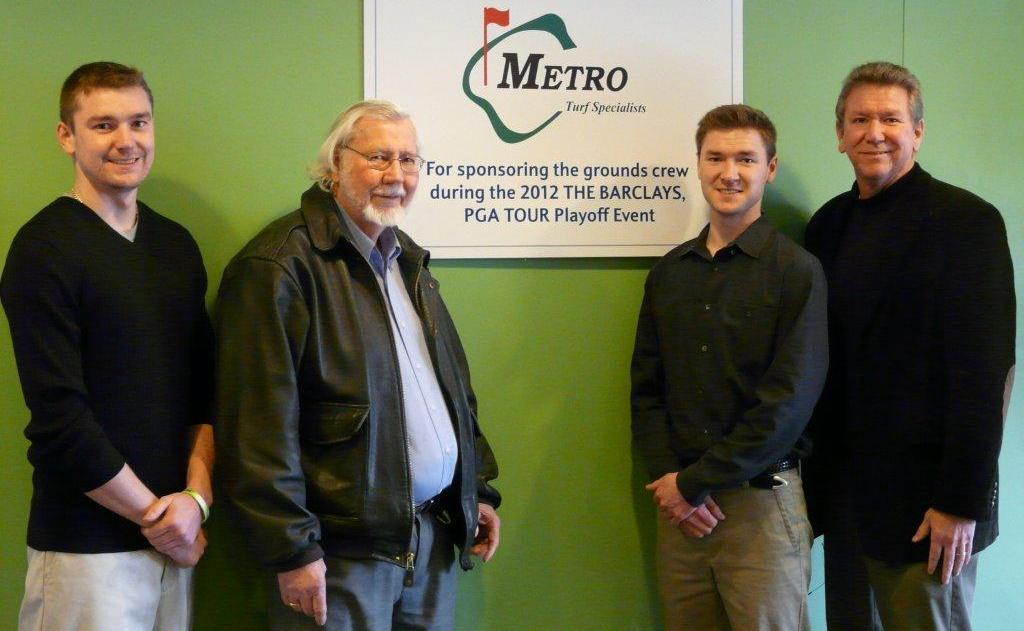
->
[[338, 206, 458, 506]]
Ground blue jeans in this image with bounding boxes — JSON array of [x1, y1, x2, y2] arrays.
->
[[269, 509, 457, 631]]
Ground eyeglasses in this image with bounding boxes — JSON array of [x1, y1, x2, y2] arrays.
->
[[342, 146, 425, 174]]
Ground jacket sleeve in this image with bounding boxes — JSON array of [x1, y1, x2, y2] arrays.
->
[[215, 255, 323, 571], [630, 273, 681, 479], [800, 211, 841, 536], [675, 255, 830, 504], [467, 376, 501, 508], [0, 234, 125, 492], [434, 293, 501, 508], [933, 203, 1015, 520]]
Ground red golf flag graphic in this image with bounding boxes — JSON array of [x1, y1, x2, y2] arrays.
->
[[484, 7, 510, 25], [483, 7, 510, 86]]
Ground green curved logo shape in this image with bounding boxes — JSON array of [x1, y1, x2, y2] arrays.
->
[[463, 14, 577, 144]]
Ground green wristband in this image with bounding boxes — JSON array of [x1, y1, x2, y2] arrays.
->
[[182, 488, 209, 523]]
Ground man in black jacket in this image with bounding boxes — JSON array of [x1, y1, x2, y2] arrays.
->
[[216, 100, 500, 630], [805, 61, 1015, 630]]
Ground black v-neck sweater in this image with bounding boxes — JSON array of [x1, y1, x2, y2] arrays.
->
[[1, 196, 213, 552]]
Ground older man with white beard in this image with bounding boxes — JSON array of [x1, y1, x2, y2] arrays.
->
[[215, 100, 501, 631]]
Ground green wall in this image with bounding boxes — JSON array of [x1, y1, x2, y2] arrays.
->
[[1, 2, 1020, 629]]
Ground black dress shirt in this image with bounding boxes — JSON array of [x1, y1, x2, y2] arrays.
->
[[631, 216, 828, 504]]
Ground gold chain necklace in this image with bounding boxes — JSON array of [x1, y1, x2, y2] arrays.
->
[[66, 188, 139, 230]]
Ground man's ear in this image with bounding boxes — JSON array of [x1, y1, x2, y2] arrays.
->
[[57, 121, 76, 158]]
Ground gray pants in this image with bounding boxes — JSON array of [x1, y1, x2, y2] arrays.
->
[[824, 473, 978, 631], [655, 468, 812, 631], [269, 509, 457, 631]]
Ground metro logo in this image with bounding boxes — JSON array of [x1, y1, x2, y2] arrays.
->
[[496, 53, 628, 91], [464, 10, 630, 143]]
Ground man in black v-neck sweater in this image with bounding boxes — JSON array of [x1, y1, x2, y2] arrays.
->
[[1, 62, 214, 631]]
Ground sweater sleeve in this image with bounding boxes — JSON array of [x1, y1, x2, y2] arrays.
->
[[188, 242, 215, 427], [0, 234, 125, 491]]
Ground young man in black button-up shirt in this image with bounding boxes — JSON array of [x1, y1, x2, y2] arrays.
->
[[632, 104, 828, 631]]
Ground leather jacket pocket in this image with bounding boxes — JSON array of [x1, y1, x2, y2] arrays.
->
[[305, 402, 369, 444], [302, 402, 370, 520]]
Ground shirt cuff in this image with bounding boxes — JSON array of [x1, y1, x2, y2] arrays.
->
[[675, 468, 710, 506]]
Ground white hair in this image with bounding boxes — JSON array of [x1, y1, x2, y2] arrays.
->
[[308, 99, 415, 191]]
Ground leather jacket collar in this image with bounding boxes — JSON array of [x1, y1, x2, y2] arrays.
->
[[298, 184, 431, 269]]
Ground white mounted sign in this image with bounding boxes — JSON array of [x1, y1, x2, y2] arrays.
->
[[365, 1, 742, 258]]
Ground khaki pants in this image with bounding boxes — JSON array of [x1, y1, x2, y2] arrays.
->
[[19, 547, 193, 631], [656, 469, 812, 631], [862, 555, 978, 631], [824, 467, 978, 631]]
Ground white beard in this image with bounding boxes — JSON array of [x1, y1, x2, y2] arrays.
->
[[342, 179, 409, 228], [362, 201, 406, 227]]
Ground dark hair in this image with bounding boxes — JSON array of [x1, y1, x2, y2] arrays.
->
[[835, 61, 923, 128], [60, 62, 153, 127], [695, 104, 777, 159]]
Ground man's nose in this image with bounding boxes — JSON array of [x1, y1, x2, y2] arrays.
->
[[113, 124, 134, 148], [866, 119, 885, 142], [381, 158, 404, 182], [721, 161, 739, 180]]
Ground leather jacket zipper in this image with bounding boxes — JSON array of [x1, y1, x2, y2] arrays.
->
[[400, 255, 427, 580], [370, 253, 418, 574], [403, 550, 416, 586]]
